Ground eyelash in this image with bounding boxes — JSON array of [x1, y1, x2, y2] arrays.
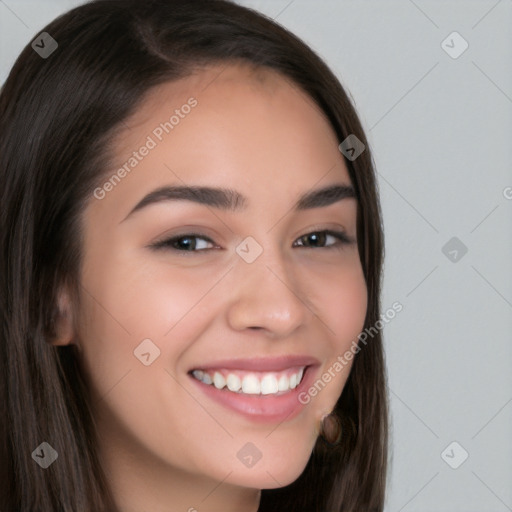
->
[[149, 229, 354, 253]]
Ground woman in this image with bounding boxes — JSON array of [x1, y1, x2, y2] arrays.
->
[[0, 0, 388, 510]]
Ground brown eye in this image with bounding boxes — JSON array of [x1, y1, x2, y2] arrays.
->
[[150, 233, 216, 252], [294, 230, 353, 249]]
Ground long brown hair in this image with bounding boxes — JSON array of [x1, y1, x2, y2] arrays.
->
[[0, 1, 388, 510]]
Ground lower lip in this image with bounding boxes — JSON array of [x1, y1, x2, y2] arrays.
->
[[188, 365, 317, 423]]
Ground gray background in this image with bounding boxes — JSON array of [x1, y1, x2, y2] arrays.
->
[[1, 1, 511, 511]]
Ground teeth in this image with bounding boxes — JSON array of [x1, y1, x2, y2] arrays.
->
[[226, 373, 242, 392], [191, 366, 306, 396], [213, 372, 226, 390], [277, 374, 289, 391], [290, 368, 304, 389], [242, 374, 260, 394], [260, 374, 278, 395]]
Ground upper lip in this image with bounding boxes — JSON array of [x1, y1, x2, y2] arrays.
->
[[190, 355, 320, 372]]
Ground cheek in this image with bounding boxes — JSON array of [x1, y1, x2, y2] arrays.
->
[[300, 259, 367, 409], [78, 246, 215, 343], [330, 270, 367, 345], [309, 258, 368, 348], [74, 258, 231, 474], [75, 251, 228, 418]]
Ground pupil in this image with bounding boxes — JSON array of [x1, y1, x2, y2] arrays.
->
[[179, 236, 194, 250], [307, 232, 324, 246]]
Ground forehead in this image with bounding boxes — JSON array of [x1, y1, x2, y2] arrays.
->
[[90, 62, 352, 223], [113, 61, 341, 162]]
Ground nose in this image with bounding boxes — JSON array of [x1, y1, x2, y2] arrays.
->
[[225, 244, 310, 338]]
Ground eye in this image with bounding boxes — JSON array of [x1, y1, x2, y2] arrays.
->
[[149, 229, 354, 253], [293, 230, 354, 249], [150, 233, 216, 252]]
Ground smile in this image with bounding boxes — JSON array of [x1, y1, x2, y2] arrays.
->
[[191, 366, 305, 395], [186, 355, 319, 422]]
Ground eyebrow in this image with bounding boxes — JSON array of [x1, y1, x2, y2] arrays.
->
[[120, 183, 356, 223]]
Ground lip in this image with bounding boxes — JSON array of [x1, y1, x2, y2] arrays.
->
[[188, 358, 320, 423], [189, 354, 320, 372]]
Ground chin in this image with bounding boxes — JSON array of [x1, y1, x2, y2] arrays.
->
[[225, 451, 312, 490]]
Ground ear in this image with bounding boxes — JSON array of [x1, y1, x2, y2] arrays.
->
[[49, 286, 76, 346]]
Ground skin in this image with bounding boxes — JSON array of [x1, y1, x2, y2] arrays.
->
[[52, 63, 368, 512]]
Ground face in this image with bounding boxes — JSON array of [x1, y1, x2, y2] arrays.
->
[[64, 63, 367, 495]]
